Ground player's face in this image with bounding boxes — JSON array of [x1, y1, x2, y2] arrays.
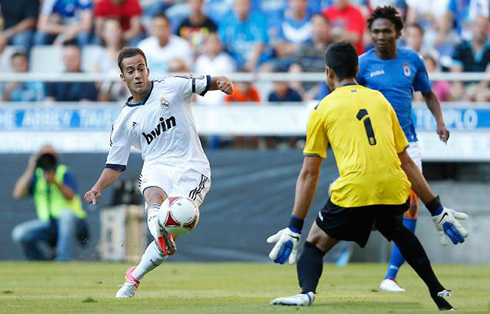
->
[[120, 55, 151, 96], [370, 18, 399, 53]]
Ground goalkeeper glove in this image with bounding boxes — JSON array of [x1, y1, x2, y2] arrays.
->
[[267, 216, 304, 264], [147, 206, 163, 240], [426, 197, 469, 246], [267, 228, 301, 264]]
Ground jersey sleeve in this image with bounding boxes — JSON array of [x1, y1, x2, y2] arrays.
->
[[62, 170, 77, 193], [356, 56, 367, 85], [413, 53, 432, 93], [303, 106, 329, 158], [388, 101, 409, 153], [105, 116, 131, 171], [168, 75, 212, 102]]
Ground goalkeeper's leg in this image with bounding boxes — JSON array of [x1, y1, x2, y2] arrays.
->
[[379, 217, 453, 311], [298, 221, 339, 294], [271, 222, 339, 306], [381, 190, 418, 291]]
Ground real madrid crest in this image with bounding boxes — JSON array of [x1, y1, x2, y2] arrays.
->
[[160, 97, 170, 108], [403, 62, 411, 77]]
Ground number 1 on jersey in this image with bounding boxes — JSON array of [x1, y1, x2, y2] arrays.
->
[[356, 109, 377, 146]]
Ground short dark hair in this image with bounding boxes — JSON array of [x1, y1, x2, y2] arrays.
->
[[62, 39, 80, 48], [324, 42, 358, 80], [152, 11, 170, 22], [407, 23, 424, 35], [117, 47, 148, 72], [367, 6, 404, 32], [11, 51, 28, 61]]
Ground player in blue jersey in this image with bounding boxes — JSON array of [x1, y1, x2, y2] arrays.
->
[[356, 6, 450, 292]]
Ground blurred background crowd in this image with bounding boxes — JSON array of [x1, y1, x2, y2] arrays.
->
[[0, 0, 489, 139]]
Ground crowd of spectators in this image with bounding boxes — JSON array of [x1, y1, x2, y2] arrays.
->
[[0, 0, 489, 147]]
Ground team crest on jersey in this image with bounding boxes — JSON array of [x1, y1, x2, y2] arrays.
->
[[403, 62, 411, 77], [160, 97, 170, 108]]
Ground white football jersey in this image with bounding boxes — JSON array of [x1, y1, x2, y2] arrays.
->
[[105, 75, 211, 178]]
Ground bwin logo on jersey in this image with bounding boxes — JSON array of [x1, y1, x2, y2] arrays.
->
[[142, 116, 176, 145]]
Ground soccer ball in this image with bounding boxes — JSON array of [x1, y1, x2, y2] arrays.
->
[[158, 196, 200, 235]]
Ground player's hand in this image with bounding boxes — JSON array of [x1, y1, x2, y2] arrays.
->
[[267, 227, 301, 265], [217, 78, 234, 95], [432, 207, 468, 246], [84, 188, 101, 205], [437, 124, 450, 143], [147, 206, 163, 240], [43, 170, 56, 183]]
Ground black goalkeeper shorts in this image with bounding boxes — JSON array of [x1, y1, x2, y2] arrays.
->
[[315, 198, 410, 248]]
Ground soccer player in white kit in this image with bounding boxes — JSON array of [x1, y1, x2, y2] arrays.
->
[[84, 47, 234, 298]]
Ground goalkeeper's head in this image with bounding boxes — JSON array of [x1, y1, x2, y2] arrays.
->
[[324, 42, 359, 90]]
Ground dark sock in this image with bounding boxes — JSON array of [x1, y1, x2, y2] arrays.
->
[[297, 241, 326, 294], [392, 226, 452, 310]]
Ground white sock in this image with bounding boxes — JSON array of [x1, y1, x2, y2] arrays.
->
[[132, 241, 166, 281]]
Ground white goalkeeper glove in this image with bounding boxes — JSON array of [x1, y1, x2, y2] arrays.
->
[[432, 207, 469, 246], [267, 228, 301, 264], [147, 206, 163, 240]]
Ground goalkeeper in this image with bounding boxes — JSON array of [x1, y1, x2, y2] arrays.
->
[[267, 42, 468, 311]]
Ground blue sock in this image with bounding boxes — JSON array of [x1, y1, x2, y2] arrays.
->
[[384, 217, 417, 280]]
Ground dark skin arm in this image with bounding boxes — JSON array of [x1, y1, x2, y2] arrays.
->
[[422, 90, 449, 143]]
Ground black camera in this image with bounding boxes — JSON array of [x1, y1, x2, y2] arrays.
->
[[36, 153, 58, 171]]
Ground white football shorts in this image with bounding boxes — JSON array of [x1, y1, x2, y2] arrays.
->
[[407, 141, 422, 171], [139, 164, 211, 207]]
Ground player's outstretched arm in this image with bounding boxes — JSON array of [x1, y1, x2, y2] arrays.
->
[[267, 156, 323, 264], [423, 90, 450, 143], [398, 150, 468, 245], [84, 168, 122, 205], [209, 76, 234, 95]]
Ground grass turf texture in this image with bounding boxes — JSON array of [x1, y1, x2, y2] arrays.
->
[[0, 263, 488, 313]]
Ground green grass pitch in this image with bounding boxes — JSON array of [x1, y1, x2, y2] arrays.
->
[[0, 262, 488, 313]]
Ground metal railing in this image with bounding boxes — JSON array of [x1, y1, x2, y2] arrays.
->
[[0, 72, 489, 82]]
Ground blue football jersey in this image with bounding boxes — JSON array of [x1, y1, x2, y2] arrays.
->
[[357, 48, 432, 142]]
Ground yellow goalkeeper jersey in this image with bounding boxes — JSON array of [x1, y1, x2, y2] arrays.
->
[[303, 84, 411, 207]]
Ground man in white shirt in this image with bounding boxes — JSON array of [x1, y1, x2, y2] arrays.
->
[[138, 12, 194, 75], [84, 47, 233, 298]]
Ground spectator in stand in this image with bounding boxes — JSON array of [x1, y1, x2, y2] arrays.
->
[[138, 12, 193, 75], [404, 23, 440, 61], [176, 0, 218, 56], [89, 18, 128, 101], [323, 0, 366, 54], [443, 0, 488, 41], [423, 55, 454, 102], [0, 0, 40, 54], [261, 0, 313, 72], [289, 13, 332, 99], [35, 0, 92, 47], [94, 0, 144, 47], [225, 79, 261, 149], [1, 51, 44, 102], [204, 0, 234, 24], [265, 74, 303, 149], [218, 0, 270, 71], [45, 40, 98, 102], [194, 33, 236, 107], [450, 16, 490, 101], [268, 81, 303, 103]]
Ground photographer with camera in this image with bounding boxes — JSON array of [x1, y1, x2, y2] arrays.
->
[[11, 145, 88, 261]]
